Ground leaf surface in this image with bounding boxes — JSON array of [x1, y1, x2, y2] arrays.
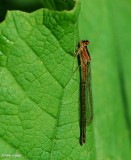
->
[[0, 1, 96, 159]]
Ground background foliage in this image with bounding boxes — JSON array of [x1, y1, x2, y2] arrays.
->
[[79, 0, 131, 159]]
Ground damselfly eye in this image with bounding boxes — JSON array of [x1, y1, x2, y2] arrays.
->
[[85, 41, 89, 45]]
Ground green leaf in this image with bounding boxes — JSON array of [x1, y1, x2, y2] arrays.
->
[[79, 0, 131, 159], [0, 0, 96, 159]]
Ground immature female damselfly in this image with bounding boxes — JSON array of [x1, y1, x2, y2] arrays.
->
[[76, 40, 93, 145]]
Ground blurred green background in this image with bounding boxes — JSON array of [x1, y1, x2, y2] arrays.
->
[[0, 0, 75, 22], [0, 0, 42, 22], [0, 0, 131, 159], [79, 0, 131, 159]]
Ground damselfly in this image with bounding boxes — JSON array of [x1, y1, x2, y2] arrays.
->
[[76, 40, 93, 145]]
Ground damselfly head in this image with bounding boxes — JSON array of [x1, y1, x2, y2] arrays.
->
[[78, 40, 90, 48], [82, 40, 90, 46], [78, 40, 89, 48]]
